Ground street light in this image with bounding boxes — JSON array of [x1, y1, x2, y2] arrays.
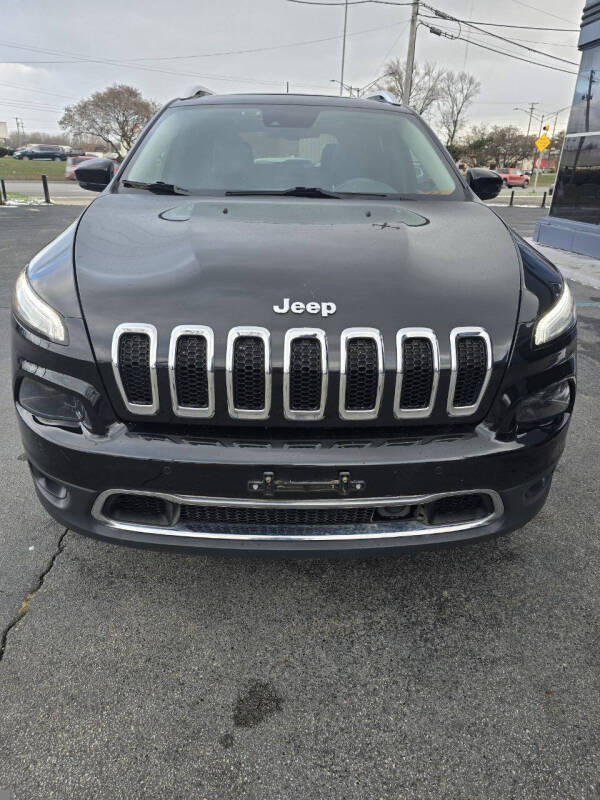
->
[[330, 79, 358, 96]]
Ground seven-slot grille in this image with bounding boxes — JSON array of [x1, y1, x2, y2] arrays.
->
[[168, 326, 215, 417], [448, 328, 492, 416], [283, 329, 327, 420], [112, 325, 492, 420], [339, 329, 384, 420], [394, 328, 439, 419], [226, 327, 271, 419], [112, 323, 158, 413]]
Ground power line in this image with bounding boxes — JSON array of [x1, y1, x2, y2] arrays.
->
[[0, 80, 77, 99], [125, 20, 409, 61], [420, 17, 578, 32], [423, 22, 578, 76], [424, 6, 579, 66], [508, 0, 576, 24]]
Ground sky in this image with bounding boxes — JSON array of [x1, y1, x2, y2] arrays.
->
[[0, 0, 585, 138]]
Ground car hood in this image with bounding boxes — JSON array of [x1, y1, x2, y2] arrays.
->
[[74, 193, 521, 424]]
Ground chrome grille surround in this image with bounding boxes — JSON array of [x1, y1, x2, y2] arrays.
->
[[226, 326, 271, 420], [112, 323, 159, 415], [447, 327, 493, 417], [168, 325, 215, 418], [283, 328, 328, 420], [339, 328, 384, 421], [394, 328, 440, 419], [92, 487, 504, 542]]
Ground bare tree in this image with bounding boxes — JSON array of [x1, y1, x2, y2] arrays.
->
[[438, 71, 481, 148], [377, 58, 445, 117], [60, 84, 159, 156]]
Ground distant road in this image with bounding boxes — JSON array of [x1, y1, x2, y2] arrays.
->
[[4, 180, 90, 201]]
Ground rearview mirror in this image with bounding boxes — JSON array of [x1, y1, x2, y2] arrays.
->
[[74, 158, 116, 192], [466, 168, 503, 201]]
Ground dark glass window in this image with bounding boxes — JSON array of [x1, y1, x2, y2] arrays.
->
[[567, 47, 600, 135], [550, 134, 600, 224]]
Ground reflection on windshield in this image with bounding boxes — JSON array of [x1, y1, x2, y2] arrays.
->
[[125, 104, 460, 199]]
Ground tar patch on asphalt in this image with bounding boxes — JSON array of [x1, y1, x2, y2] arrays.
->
[[233, 680, 283, 728], [219, 733, 234, 749]]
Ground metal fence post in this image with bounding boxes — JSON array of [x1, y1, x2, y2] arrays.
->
[[41, 174, 50, 204], [541, 191, 547, 208], [509, 190, 514, 207], [0, 179, 6, 203]]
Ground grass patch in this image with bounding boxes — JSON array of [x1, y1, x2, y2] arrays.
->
[[0, 158, 66, 181], [530, 173, 556, 187]]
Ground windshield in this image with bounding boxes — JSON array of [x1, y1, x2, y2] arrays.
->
[[124, 103, 461, 198]]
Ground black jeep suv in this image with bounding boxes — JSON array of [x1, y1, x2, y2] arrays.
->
[[12, 92, 576, 554]]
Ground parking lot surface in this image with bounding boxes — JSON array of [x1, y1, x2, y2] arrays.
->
[[0, 204, 598, 800]]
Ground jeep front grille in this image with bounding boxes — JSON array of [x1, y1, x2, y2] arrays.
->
[[394, 328, 439, 419], [226, 327, 271, 420], [339, 328, 384, 420], [448, 328, 492, 417], [112, 323, 158, 414], [111, 324, 493, 421], [283, 329, 327, 420], [168, 326, 215, 418]]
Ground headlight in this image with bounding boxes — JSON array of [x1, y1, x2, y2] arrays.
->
[[13, 270, 67, 344], [534, 282, 576, 346]]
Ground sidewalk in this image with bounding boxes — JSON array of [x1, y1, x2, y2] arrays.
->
[[526, 237, 600, 290]]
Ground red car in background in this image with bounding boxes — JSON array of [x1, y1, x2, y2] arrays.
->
[[497, 168, 529, 188]]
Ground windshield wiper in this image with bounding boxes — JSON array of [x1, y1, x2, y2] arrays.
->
[[225, 186, 342, 199], [122, 180, 191, 195]]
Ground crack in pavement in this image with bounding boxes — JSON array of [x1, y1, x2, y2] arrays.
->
[[0, 528, 69, 664]]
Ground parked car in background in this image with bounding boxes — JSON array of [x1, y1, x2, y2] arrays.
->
[[13, 144, 67, 161], [497, 168, 529, 188]]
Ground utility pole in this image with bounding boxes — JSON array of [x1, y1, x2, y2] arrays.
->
[[340, 0, 349, 96], [526, 102, 538, 137], [403, 1, 419, 105]]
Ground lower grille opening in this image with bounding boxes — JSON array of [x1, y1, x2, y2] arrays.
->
[[103, 494, 174, 526], [180, 505, 374, 527], [427, 493, 492, 525], [99, 491, 497, 535]]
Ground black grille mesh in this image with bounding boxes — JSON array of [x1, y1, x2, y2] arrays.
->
[[233, 337, 265, 410], [400, 338, 434, 409], [345, 337, 378, 411], [118, 333, 152, 405], [175, 335, 209, 408], [454, 337, 488, 408], [289, 337, 322, 411], [180, 504, 373, 526], [105, 494, 168, 523]]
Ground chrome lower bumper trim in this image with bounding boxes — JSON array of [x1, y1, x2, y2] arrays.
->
[[91, 488, 504, 543]]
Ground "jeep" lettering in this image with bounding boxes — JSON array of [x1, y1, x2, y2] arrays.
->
[[273, 298, 337, 317]]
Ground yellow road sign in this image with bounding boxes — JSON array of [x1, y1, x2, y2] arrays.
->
[[535, 133, 551, 152]]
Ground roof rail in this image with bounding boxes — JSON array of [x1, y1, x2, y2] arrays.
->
[[180, 85, 215, 100], [365, 91, 397, 105]]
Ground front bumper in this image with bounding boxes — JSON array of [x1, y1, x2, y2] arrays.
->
[[18, 405, 568, 554]]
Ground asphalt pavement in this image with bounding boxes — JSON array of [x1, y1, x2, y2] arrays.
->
[[0, 203, 598, 800]]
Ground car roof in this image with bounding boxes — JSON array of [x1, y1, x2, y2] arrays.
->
[[170, 92, 414, 114]]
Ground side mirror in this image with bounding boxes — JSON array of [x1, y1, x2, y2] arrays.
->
[[74, 158, 116, 192], [466, 168, 503, 201]]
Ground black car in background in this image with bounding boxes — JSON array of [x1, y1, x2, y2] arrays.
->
[[11, 92, 576, 555], [13, 144, 67, 161]]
